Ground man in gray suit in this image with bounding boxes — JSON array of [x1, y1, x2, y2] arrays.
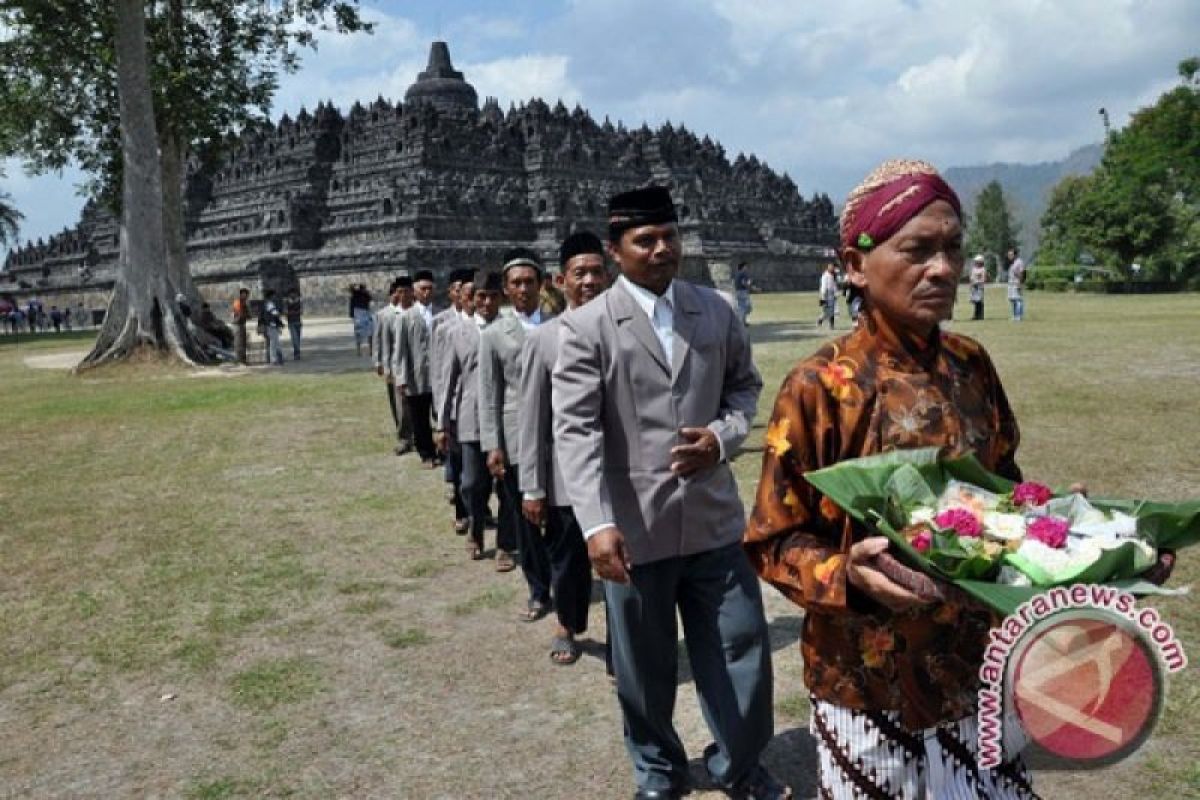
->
[[479, 248, 553, 619], [518, 232, 611, 665], [553, 187, 786, 800], [374, 276, 414, 455], [432, 269, 473, 532], [392, 269, 439, 467], [440, 272, 513, 565]]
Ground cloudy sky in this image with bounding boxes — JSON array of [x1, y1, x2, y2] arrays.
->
[[3, 0, 1197, 255]]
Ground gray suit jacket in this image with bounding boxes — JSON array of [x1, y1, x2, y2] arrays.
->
[[518, 316, 570, 505], [391, 304, 433, 396], [372, 304, 401, 374], [430, 308, 459, 419], [440, 317, 482, 442], [552, 279, 762, 566], [478, 310, 543, 456]]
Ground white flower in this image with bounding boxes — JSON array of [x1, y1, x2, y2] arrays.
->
[[1072, 510, 1139, 541], [909, 507, 936, 525], [1013, 538, 1103, 582], [982, 512, 1026, 542]]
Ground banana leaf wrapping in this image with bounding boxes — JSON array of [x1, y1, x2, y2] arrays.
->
[[804, 448, 1200, 615]]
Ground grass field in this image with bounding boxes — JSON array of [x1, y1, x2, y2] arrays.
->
[[1, 287, 1198, 798]]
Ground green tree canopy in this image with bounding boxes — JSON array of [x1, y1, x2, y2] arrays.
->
[[964, 180, 1021, 273], [0, 0, 371, 208], [0, 1, 370, 364], [0, 169, 23, 246], [1037, 55, 1199, 280]]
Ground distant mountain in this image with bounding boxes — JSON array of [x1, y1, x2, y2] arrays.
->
[[944, 143, 1104, 257]]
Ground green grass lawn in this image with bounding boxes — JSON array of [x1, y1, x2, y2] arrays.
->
[[1, 287, 1197, 798]]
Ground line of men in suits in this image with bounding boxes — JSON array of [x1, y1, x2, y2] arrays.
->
[[374, 185, 789, 800]]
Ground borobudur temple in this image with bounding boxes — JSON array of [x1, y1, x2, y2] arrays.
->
[[1, 41, 838, 313]]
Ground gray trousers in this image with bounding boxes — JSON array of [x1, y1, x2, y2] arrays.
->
[[605, 541, 773, 792], [390, 383, 413, 446]]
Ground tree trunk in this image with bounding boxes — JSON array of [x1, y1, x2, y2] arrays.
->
[[160, 128, 198, 302], [78, 0, 209, 369], [159, 0, 199, 305]]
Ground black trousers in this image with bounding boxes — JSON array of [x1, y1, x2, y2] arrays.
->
[[545, 505, 593, 634], [406, 392, 437, 461], [498, 466, 551, 604], [461, 441, 509, 552], [445, 441, 468, 521]]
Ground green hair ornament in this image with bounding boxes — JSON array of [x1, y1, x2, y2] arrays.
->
[[857, 232, 874, 250]]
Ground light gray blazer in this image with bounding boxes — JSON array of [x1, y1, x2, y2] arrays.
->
[[478, 310, 537, 456], [518, 316, 570, 505], [372, 304, 400, 373], [439, 317, 483, 442], [552, 278, 762, 566], [430, 309, 459, 418], [391, 304, 433, 396]]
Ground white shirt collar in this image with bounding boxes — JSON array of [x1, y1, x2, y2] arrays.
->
[[619, 274, 674, 317]]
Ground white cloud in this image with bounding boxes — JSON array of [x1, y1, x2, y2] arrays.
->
[[6, 0, 1198, 250], [465, 54, 581, 107], [273, 8, 423, 115]]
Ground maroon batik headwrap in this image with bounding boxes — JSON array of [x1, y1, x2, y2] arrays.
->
[[842, 173, 962, 251]]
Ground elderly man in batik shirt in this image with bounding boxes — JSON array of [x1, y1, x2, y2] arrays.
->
[[744, 159, 1037, 799]]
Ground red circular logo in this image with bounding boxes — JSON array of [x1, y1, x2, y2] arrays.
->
[[1010, 612, 1163, 764]]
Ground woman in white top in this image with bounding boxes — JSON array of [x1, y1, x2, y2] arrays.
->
[[817, 263, 839, 329]]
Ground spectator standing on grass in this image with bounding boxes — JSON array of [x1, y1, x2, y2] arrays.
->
[[260, 289, 285, 365], [1007, 247, 1026, 321], [817, 262, 839, 329], [284, 292, 304, 360], [232, 287, 251, 364], [970, 254, 988, 320], [349, 283, 373, 356], [734, 261, 754, 325], [49, 305, 62, 332]]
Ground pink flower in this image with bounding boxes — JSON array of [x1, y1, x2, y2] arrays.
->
[[1012, 481, 1053, 508], [912, 531, 932, 553], [934, 508, 982, 537], [1027, 516, 1070, 549]]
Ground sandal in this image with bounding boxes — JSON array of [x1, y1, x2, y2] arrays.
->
[[453, 518, 469, 535], [549, 635, 580, 666], [495, 550, 516, 572], [520, 599, 550, 623], [466, 541, 483, 561]]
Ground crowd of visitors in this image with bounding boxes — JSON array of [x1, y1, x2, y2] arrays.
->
[[3, 298, 94, 333]]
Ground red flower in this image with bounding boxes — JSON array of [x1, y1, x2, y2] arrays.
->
[[1012, 481, 1053, 508], [934, 508, 982, 537], [912, 530, 932, 552], [1027, 516, 1070, 549]]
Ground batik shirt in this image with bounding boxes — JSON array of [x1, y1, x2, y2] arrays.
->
[[744, 316, 1021, 730]]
